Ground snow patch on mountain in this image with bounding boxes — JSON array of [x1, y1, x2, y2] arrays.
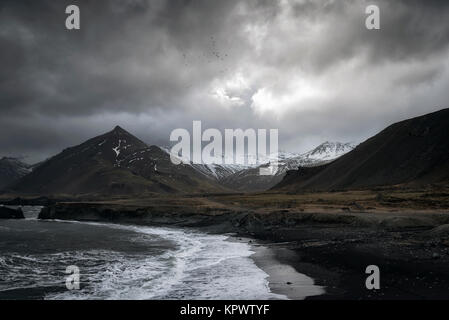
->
[[300, 141, 356, 162], [269, 142, 356, 176]]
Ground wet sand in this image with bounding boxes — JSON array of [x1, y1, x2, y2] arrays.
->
[[250, 243, 324, 300], [247, 224, 449, 300]]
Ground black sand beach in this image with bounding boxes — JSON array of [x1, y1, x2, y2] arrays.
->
[[252, 225, 449, 300], [31, 198, 449, 300]]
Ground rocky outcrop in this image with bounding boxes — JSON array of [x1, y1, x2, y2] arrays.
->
[[38, 201, 449, 236], [0, 206, 25, 219], [0, 196, 56, 206], [38, 203, 248, 232]]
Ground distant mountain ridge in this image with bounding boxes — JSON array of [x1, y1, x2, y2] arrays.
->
[[173, 142, 355, 192], [0, 157, 31, 189], [298, 141, 356, 163], [274, 108, 449, 192]]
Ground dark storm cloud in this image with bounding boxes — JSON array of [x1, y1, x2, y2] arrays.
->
[[254, 0, 449, 74], [1, 0, 449, 162]]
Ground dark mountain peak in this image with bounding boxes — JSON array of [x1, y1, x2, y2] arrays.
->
[[275, 108, 449, 192], [83, 126, 149, 159], [110, 125, 131, 135], [8, 125, 226, 195]]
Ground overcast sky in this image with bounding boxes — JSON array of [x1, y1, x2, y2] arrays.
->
[[1, 0, 449, 163]]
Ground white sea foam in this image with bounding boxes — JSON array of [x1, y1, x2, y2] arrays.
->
[[1, 218, 321, 300], [46, 223, 287, 300]]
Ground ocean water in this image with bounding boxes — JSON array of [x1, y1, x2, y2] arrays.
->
[[0, 207, 302, 300]]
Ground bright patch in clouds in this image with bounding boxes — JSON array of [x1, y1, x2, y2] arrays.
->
[[210, 73, 250, 108], [251, 78, 326, 116]]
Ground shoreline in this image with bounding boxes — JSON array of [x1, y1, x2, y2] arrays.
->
[[17, 201, 449, 299], [228, 235, 325, 300], [249, 241, 325, 300]]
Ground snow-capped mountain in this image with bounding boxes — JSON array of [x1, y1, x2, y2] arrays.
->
[[300, 141, 356, 162], [190, 163, 246, 180], [273, 141, 357, 176], [218, 142, 357, 192], [161, 147, 266, 180], [172, 142, 356, 183]]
